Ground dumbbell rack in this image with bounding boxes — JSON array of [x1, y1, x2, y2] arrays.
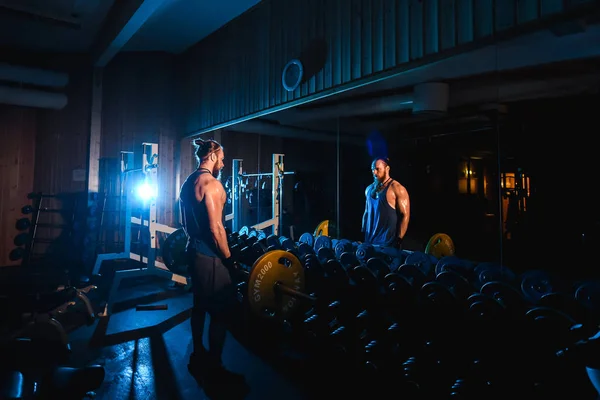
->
[[17, 192, 79, 267], [91, 143, 186, 317]]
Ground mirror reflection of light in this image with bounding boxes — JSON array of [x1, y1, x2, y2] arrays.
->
[[136, 182, 157, 201]]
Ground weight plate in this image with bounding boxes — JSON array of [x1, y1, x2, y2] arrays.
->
[[405, 251, 433, 276], [350, 266, 377, 289], [298, 232, 314, 247], [425, 233, 456, 259], [317, 246, 336, 264], [313, 220, 329, 237], [435, 256, 464, 276], [314, 235, 332, 252], [356, 243, 376, 264], [474, 262, 501, 277], [520, 270, 553, 303], [279, 236, 296, 252], [574, 281, 600, 313], [480, 281, 525, 310], [525, 306, 577, 334], [397, 264, 427, 289], [376, 246, 406, 266], [469, 298, 505, 320], [247, 250, 305, 319], [266, 234, 281, 249], [339, 252, 359, 270], [255, 230, 267, 241], [324, 259, 349, 284], [366, 258, 391, 281], [161, 228, 188, 275], [435, 271, 472, 301], [303, 257, 324, 279], [538, 292, 588, 324], [467, 293, 487, 305], [419, 281, 455, 306], [334, 239, 353, 259], [297, 242, 314, 260], [383, 273, 413, 302]]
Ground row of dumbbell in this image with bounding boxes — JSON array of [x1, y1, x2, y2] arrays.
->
[[225, 230, 579, 330], [284, 288, 599, 399], [225, 228, 600, 337]]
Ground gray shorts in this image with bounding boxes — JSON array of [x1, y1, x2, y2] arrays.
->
[[187, 251, 236, 315]]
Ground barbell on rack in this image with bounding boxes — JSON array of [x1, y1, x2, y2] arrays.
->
[[232, 249, 317, 319], [159, 228, 317, 318]]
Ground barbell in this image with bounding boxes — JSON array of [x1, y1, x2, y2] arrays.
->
[[160, 228, 317, 318], [234, 249, 316, 319]]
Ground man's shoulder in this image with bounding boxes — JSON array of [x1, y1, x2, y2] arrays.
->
[[390, 179, 407, 193], [202, 176, 224, 191]]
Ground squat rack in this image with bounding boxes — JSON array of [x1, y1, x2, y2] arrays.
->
[[92, 142, 187, 316], [226, 153, 294, 237]]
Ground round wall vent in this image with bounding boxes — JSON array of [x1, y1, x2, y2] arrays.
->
[[282, 59, 303, 92]]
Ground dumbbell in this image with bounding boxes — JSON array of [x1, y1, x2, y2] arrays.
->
[[302, 299, 357, 343], [355, 243, 405, 271], [328, 308, 388, 363], [419, 270, 475, 318]]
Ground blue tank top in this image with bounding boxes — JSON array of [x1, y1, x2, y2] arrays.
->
[[179, 169, 220, 257], [364, 181, 397, 247]]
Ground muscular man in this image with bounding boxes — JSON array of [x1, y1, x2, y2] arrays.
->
[[362, 157, 410, 248], [179, 138, 243, 384]]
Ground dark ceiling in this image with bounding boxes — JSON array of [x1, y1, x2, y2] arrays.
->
[[0, 0, 262, 57], [2, 0, 600, 143]]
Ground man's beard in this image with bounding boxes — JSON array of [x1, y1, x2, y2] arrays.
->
[[373, 175, 384, 184], [213, 168, 222, 180]]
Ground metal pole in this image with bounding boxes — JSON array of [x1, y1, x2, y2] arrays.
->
[[232, 159, 242, 232], [336, 118, 340, 239], [272, 154, 284, 236], [257, 135, 261, 227], [495, 113, 504, 268]]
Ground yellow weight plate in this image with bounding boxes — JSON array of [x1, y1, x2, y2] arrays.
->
[[425, 233, 456, 259], [247, 250, 305, 318], [313, 220, 329, 237]]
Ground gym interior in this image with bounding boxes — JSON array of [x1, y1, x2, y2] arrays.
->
[[2, 1, 600, 399]]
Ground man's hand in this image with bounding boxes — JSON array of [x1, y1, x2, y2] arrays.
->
[[393, 237, 403, 249], [222, 256, 237, 271]]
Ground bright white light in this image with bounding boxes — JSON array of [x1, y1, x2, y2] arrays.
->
[[136, 182, 157, 201]]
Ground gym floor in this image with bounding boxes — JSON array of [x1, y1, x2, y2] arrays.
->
[[65, 274, 349, 400]]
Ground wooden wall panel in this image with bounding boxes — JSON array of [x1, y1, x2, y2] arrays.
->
[[0, 106, 37, 266], [180, 0, 597, 135], [101, 52, 178, 228]]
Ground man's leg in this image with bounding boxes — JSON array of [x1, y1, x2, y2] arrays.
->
[[190, 295, 208, 360], [187, 251, 211, 374], [207, 313, 227, 366]]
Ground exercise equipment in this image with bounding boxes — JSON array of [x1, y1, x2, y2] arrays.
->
[[161, 227, 188, 275], [425, 233, 455, 259], [91, 143, 187, 316], [244, 250, 310, 318], [313, 220, 329, 237], [228, 154, 295, 237], [0, 337, 105, 400]]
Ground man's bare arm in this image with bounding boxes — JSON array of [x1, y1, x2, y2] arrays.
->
[[202, 180, 231, 259], [362, 185, 370, 232], [393, 183, 410, 240]]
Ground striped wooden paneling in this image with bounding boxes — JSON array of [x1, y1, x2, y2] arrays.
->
[[0, 106, 36, 266], [101, 53, 179, 228], [34, 68, 92, 196], [181, 0, 596, 134]]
